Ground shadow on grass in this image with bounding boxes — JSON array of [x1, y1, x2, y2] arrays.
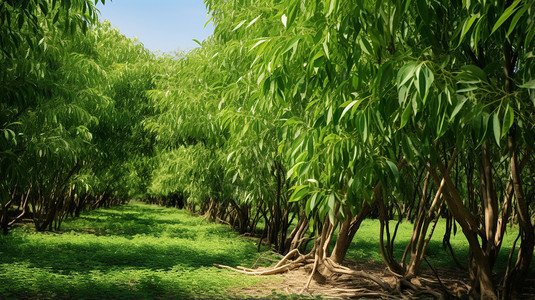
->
[[0, 202, 262, 299], [69, 204, 216, 237], [1, 235, 245, 272], [346, 238, 532, 276]]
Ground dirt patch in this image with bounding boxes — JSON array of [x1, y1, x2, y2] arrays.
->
[[232, 259, 535, 299], [240, 264, 397, 299]]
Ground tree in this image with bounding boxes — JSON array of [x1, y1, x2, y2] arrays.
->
[[204, 0, 534, 298], [1, 1, 157, 233]]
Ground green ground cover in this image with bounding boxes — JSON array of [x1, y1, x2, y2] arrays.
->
[[0, 202, 531, 299], [0, 202, 277, 299], [346, 219, 524, 274]]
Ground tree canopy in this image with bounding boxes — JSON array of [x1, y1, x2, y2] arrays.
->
[[1, 0, 534, 299]]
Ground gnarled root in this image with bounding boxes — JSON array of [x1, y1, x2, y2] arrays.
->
[[213, 249, 310, 275], [213, 262, 301, 275], [215, 250, 446, 299], [322, 257, 396, 293]]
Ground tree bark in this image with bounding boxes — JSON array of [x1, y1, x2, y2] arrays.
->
[[330, 199, 371, 264], [504, 134, 534, 299]]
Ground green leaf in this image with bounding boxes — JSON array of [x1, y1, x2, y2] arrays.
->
[[416, 65, 434, 103], [457, 86, 478, 93], [250, 39, 267, 51], [519, 79, 535, 89], [327, 193, 336, 211], [326, 105, 333, 125], [400, 102, 412, 129], [386, 160, 399, 181], [450, 97, 468, 122], [299, 162, 311, 178], [460, 65, 487, 82], [289, 185, 309, 202], [39, 2, 48, 15], [53, 11, 60, 23], [525, 24, 535, 49], [307, 136, 314, 159], [306, 193, 318, 216], [339, 99, 361, 120], [226, 151, 235, 162], [359, 37, 373, 56], [492, 113, 501, 145], [326, 0, 337, 17], [232, 172, 239, 183], [398, 85, 409, 105], [246, 14, 262, 28], [501, 104, 514, 137], [402, 136, 420, 163], [491, 0, 522, 34], [416, 0, 430, 24], [232, 20, 247, 31], [436, 113, 448, 139], [507, 4, 528, 36], [328, 210, 335, 225], [311, 49, 324, 64], [322, 40, 330, 60], [458, 14, 478, 46], [283, 37, 300, 57], [397, 62, 418, 87], [17, 13, 24, 29], [362, 114, 369, 143], [287, 161, 305, 179], [473, 113, 490, 146]]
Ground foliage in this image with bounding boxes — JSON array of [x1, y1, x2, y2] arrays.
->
[[1, 1, 156, 233], [147, 0, 535, 298], [1, 0, 534, 298]]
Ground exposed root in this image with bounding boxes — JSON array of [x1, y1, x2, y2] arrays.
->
[[214, 262, 301, 275], [251, 250, 283, 268], [218, 252, 452, 299], [399, 278, 445, 299], [327, 288, 400, 298], [274, 248, 301, 268], [301, 254, 319, 293], [323, 257, 396, 293], [214, 249, 309, 275]]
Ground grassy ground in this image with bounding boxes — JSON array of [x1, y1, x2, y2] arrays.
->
[[0, 202, 279, 299], [1, 202, 532, 299], [346, 217, 528, 275]]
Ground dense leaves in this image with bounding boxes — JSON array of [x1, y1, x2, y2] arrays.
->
[[148, 0, 534, 298], [1, 1, 155, 233], [1, 0, 534, 299]]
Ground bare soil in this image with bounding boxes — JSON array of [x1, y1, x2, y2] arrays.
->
[[232, 259, 535, 299]]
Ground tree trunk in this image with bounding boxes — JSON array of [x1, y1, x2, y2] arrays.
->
[[432, 160, 498, 300], [330, 199, 371, 264], [503, 134, 534, 298]]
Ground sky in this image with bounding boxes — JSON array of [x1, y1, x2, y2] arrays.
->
[[95, 0, 214, 53]]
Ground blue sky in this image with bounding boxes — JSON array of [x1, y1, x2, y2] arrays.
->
[[95, 0, 214, 53]]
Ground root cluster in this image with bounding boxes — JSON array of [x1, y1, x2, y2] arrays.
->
[[214, 250, 454, 299]]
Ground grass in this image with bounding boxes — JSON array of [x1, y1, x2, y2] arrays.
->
[[345, 218, 531, 275], [0, 202, 278, 299], [1, 202, 532, 299]]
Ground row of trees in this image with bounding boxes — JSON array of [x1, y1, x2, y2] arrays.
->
[[1, 1, 155, 233], [2, 0, 533, 299], [145, 0, 534, 299]]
